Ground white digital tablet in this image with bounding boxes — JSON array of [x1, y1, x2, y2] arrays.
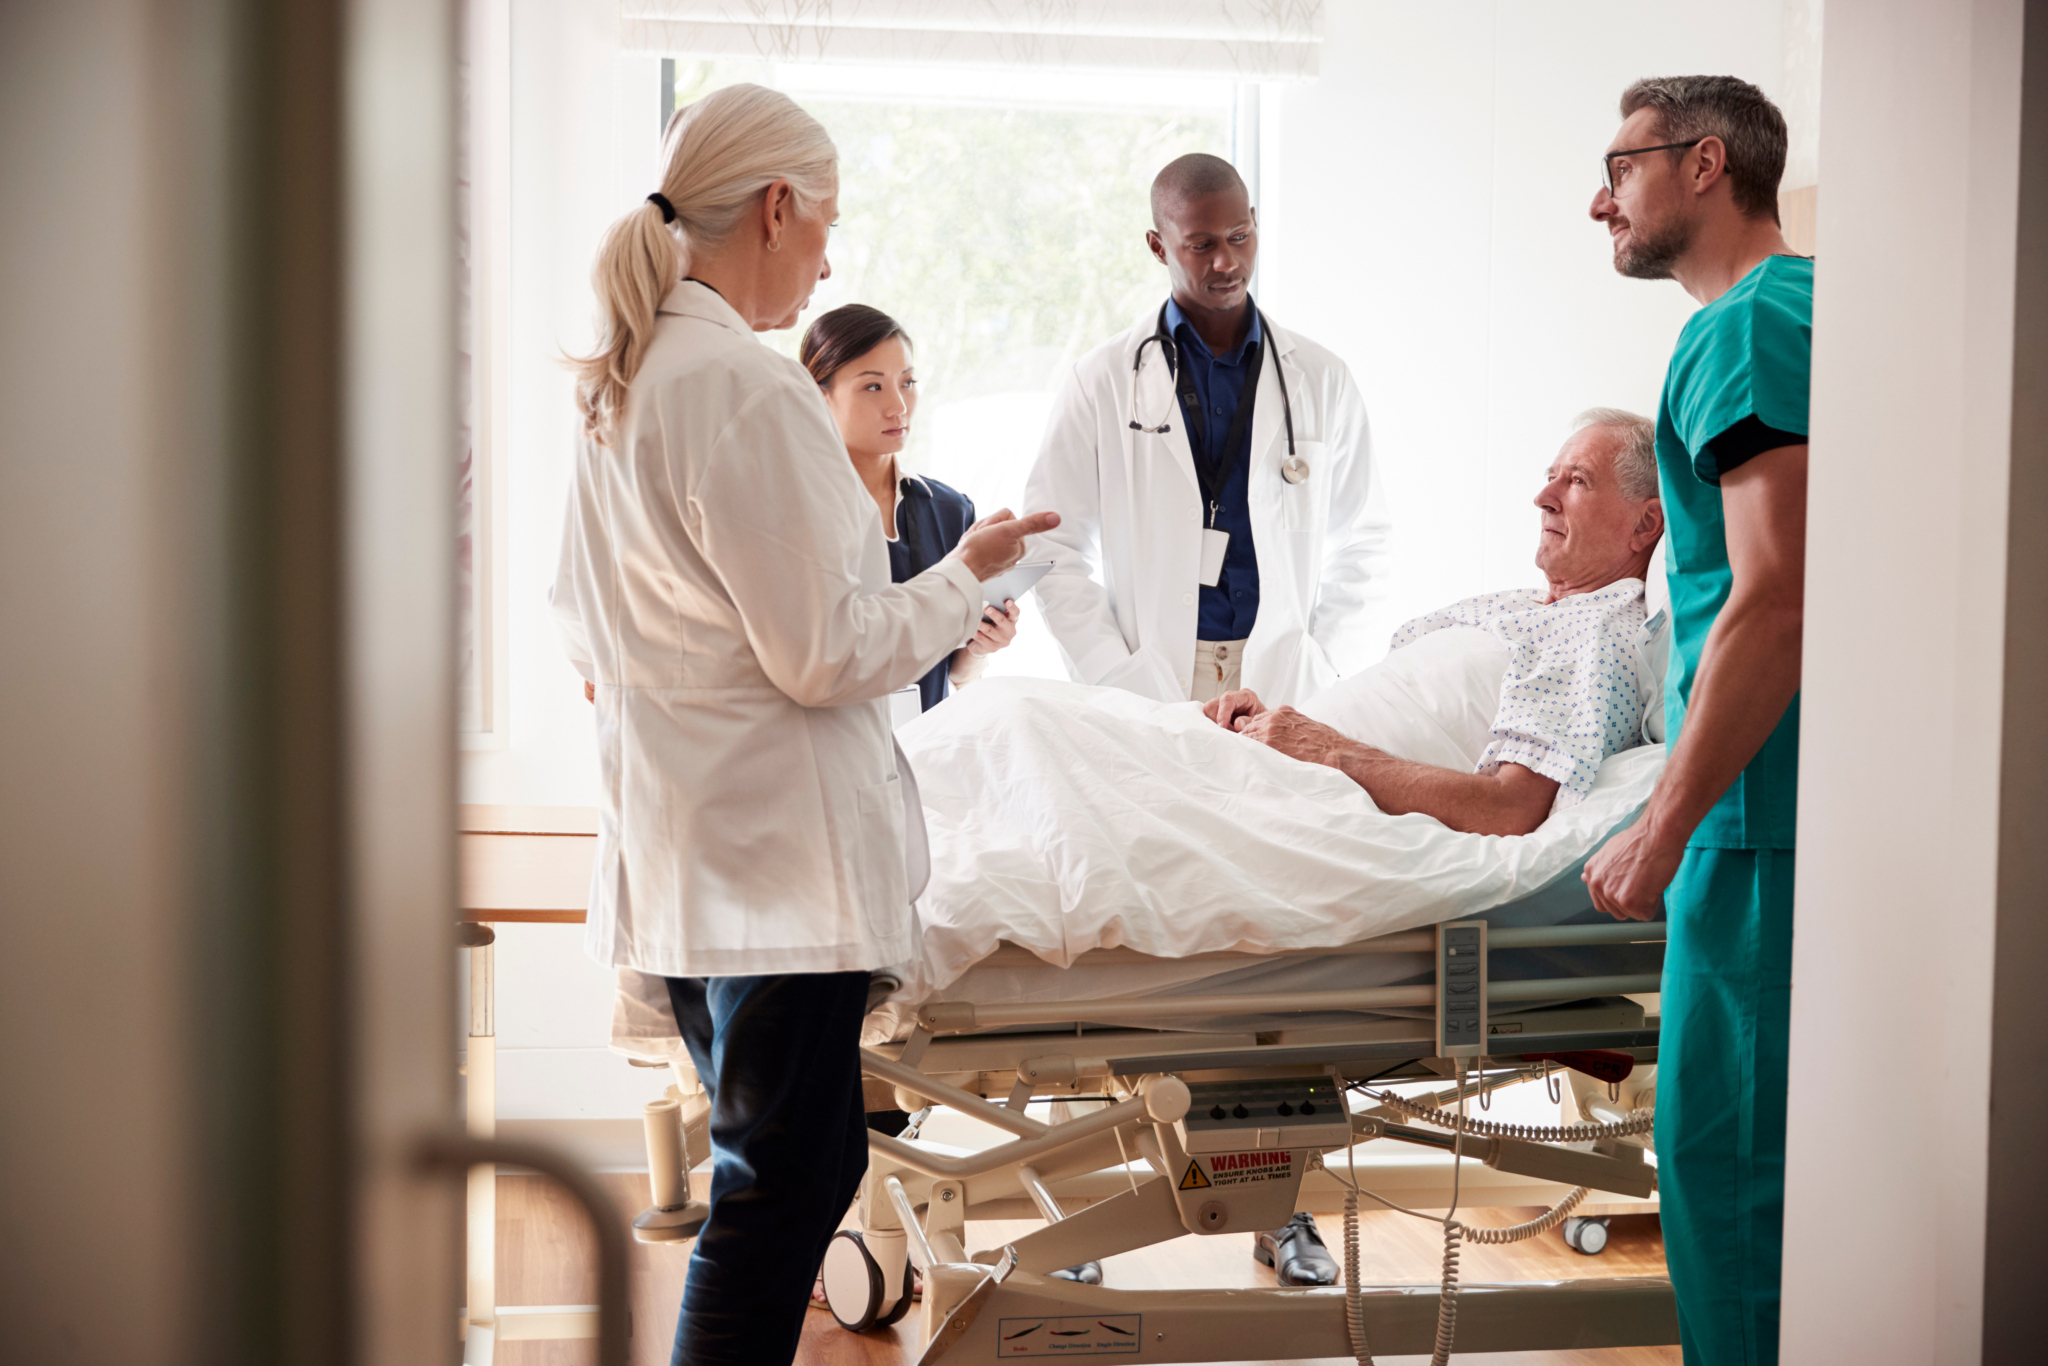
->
[[981, 560, 1053, 608]]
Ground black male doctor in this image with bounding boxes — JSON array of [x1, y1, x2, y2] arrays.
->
[[1025, 153, 1390, 710], [1022, 153, 1389, 1284]]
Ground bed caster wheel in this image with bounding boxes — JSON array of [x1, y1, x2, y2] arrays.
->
[[821, 1230, 914, 1332], [1562, 1216, 1610, 1256]]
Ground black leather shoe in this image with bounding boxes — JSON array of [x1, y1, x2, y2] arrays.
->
[[1049, 1261, 1104, 1285], [1254, 1212, 1338, 1286]]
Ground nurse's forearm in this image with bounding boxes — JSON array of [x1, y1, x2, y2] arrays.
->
[[1638, 443, 1807, 852], [1637, 593, 1802, 849]]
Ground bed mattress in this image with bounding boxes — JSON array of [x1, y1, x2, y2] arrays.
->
[[891, 680, 1665, 998], [612, 680, 1667, 1061]]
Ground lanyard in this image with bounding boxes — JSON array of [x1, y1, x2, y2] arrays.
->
[[1173, 325, 1264, 529]]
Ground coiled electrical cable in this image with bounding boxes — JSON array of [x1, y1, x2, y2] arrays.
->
[[1366, 1086, 1654, 1143], [1432, 1219, 1462, 1366], [1340, 1135, 1375, 1364], [1338, 1066, 1619, 1366], [1343, 1186, 1373, 1365], [1427, 1186, 1592, 1366]]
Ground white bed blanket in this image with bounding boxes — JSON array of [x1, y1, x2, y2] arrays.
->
[[895, 677, 1664, 998]]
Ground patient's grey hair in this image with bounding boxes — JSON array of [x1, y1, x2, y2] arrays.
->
[[1572, 407, 1659, 502]]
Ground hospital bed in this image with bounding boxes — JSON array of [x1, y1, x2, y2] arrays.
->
[[611, 721, 1679, 1364]]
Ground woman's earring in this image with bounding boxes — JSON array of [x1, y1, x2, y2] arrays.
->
[[768, 237, 781, 253]]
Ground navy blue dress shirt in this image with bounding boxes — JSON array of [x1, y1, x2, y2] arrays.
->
[[1165, 299, 1262, 640], [886, 473, 977, 711]]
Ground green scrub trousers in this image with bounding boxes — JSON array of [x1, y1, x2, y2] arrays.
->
[[1657, 846, 1795, 1366]]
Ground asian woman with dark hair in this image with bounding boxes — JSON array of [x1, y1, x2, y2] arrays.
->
[[801, 304, 1020, 710]]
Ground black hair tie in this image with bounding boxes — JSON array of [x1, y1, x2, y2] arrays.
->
[[646, 191, 676, 225]]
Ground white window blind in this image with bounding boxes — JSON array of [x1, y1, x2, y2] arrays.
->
[[620, 1, 1324, 82]]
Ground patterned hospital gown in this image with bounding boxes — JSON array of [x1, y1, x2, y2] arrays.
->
[[1387, 579, 1651, 809]]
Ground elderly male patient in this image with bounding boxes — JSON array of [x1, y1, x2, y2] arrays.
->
[[1209, 408, 1665, 833]]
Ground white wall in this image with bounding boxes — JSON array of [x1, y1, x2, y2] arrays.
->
[[464, 0, 1795, 1128], [1782, 1, 2021, 1359], [1260, 0, 1788, 635], [461, 0, 675, 1126], [467, 0, 658, 809]]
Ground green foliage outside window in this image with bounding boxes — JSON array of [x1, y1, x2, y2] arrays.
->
[[671, 59, 1228, 469]]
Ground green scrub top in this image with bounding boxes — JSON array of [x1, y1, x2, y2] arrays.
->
[[1656, 254, 1813, 850]]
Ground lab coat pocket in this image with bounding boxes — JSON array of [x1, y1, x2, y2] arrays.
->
[[1269, 440, 1328, 531], [854, 773, 912, 938]]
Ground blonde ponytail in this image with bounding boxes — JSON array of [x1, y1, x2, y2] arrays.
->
[[571, 84, 838, 443]]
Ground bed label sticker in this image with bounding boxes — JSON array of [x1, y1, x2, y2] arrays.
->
[[996, 1313, 1141, 1355], [1186, 1151, 1292, 1188]]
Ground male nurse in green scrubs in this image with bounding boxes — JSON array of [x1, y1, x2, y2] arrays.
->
[[1582, 76, 1808, 1366]]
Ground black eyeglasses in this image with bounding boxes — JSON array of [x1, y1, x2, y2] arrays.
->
[[1602, 139, 1704, 195]]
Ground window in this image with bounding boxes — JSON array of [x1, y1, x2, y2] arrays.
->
[[458, 0, 510, 741], [660, 57, 1238, 678]]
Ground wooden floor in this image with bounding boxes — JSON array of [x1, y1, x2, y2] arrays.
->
[[491, 1173, 1679, 1366]]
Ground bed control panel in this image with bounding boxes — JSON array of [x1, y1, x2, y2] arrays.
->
[[1173, 1077, 1353, 1154], [1436, 920, 1488, 1059]]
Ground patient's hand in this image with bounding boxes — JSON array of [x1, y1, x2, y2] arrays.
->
[[1236, 706, 1357, 769], [1203, 688, 1267, 731]]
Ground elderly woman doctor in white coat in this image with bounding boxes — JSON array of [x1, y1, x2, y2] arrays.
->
[[551, 85, 1056, 1366]]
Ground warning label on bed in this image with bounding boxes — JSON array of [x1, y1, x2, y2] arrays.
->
[[996, 1314, 1141, 1355], [1182, 1151, 1292, 1189]]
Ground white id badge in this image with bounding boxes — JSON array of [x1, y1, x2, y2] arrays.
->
[[1199, 527, 1230, 587]]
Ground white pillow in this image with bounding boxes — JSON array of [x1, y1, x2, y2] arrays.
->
[[1639, 540, 1672, 743], [1297, 625, 1512, 771], [1637, 610, 1671, 743], [1644, 538, 1671, 623]]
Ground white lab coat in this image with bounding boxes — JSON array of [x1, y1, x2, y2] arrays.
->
[[1023, 305, 1391, 706], [550, 281, 984, 978]]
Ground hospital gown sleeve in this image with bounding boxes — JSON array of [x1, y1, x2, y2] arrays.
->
[[1475, 598, 1647, 807], [1022, 361, 1138, 686], [1668, 271, 1812, 486], [685, 371, 985, 709], [1306, 362, 1394, 673]]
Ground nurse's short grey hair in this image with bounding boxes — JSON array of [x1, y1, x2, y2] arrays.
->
[[1572, 407, 1659, 502], [1620, 76, 1787, 224]]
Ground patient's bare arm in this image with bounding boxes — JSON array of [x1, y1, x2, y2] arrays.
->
[[1236, 707, 1560, 837]]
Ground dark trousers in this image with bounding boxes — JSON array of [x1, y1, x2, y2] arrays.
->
[[662, 971, 873, 1366]]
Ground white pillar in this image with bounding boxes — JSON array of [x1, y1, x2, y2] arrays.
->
[[1785, 2, 2026, 1361]]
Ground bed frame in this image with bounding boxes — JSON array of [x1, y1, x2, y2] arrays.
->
[[459, 804, 1677, 1363], [635, 921, 1676, 1363]]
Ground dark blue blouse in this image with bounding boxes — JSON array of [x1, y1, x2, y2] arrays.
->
[[886, 474, 977, 711]]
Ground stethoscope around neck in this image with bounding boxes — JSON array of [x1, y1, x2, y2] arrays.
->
[[1128, 301, 1310, 485]]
